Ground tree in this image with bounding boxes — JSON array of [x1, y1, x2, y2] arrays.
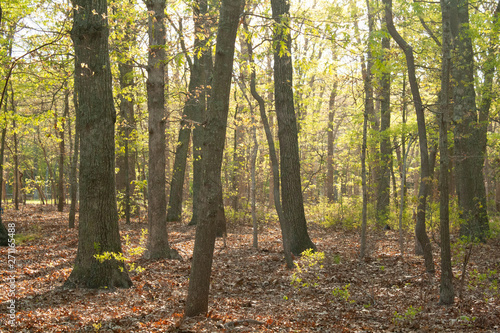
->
[[271, 0, 315, 256], [243, 18, 293, 267], [383, 0, 434, 273], [113, 0, 139, 225], [144, 0, 174, 259], [185, 0, 244, 317], [167, 0, 210, 223], [375, 27, 391, 226], [438, 0, 454, 305], [449, 0, 490, 240], [64, 0, 131, 288]]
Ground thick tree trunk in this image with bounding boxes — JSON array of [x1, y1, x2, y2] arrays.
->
[[384, 0, 434, 273], [185, 0, 244, 317], [449, 0, 489, 240], [65, 0, 131, 288], [271, 0, 316, 256], [145, 0, 172, 259]]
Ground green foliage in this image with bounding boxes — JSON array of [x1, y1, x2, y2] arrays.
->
[[468, 268, 499, 301], [291, 249, 325, 290], [392, 306, 422, 326], [94, 229, 148, 274], [331, 283, 354, 303], [306, 196, 363, 230]]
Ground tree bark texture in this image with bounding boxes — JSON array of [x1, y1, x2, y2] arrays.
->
[[65, 0, 131, 288], [184, 0, 244, 317], [376, 31, 391, 226], [449, 0, 489, 240], [145, 0, 172, 259], [271, 0, 316, 256], [439, 0, 455, 304], [384, 0, 434, 273]]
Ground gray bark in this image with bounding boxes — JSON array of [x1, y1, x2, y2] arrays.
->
[[184, 0, 244, 317], [65, 0, 131, 288]]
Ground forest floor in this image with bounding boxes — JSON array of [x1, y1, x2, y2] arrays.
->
[[0, 205, 499, 332]]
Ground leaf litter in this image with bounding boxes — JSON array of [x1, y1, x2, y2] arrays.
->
[[1, 205, 499, 332]]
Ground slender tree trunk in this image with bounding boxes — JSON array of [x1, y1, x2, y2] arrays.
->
[[0, 109, 7, 246], [117, 61, 136, 225], [145, 0, 172, 259], [243, 21, 293, 267], [12, 91, 18, 210], [189, 0, 211, 227], [439, 0, 454, 304], [398, 136, 416, 256], [65, 0, 131, 288], [57, 85, 69, 212], [68, 122, 79, 229], [271, 0, 316, 256], [360, 91, 369, 259], [185, 0, 244, 317], [384, 0, 434, 273], [376, 31, 391, 226], [326, 84, 337, 203]]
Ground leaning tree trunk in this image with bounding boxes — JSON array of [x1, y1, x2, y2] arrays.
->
[[384, 0, 434, 273], [244, 20, 293, 267], [271, 0, 316, 256], [145, 0, 173, 259], [65, 0, 131, 288], [185, 0, 244, 317]]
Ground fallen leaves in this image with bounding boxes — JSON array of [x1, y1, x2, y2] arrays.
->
[[0, 205, 499, 332]]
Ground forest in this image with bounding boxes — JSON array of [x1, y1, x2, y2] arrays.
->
[[0, 0, 499, 331]]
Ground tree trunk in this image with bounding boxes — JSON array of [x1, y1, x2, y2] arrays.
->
[[439, 0, 454, 304], [0, 111, 7, 246], [384, 0, 434, 273], [271, 0, 316, 256], [376, 31, 391, 226], [57, 85, 69, 212], [449, 0, 490, 240], [166, 12, 206, 222], [360, 87, 369, 259], [185, 0, 244, 317], [65, 0, 131, 288], [243, 20, 293, 267], [116, 60, 136, 225], [145, 0, 172, 259], [68, 120, 79, 229], [188, 0, 211, 227], [326, 84, 337, 203]]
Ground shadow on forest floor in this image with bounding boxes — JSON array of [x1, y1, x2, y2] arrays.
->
[[1, 204, 499, 332]]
